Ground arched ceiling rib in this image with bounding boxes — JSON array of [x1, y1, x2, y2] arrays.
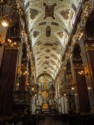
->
[[24, 0, 83, 80]]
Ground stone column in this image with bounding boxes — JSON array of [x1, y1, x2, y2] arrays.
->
[[70, 58, 79, 113], [73, 64, 90, 113], [61, 97, 65, 114], [85, 42, 94, 90], [0, 46, 18, 115], [79, 39, 94, 112]]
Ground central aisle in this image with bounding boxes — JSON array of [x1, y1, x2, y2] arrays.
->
[[37, 116, 69, 125]]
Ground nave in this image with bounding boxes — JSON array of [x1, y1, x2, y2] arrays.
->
[[38, 115, 68, 125], [1, 0, 94, 124]]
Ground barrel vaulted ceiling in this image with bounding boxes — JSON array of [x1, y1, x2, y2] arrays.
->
[[24, 0, 83, 80]]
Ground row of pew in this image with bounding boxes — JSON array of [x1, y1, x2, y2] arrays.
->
[[0, 113, 94, 125], [54, 113, 94, 125]]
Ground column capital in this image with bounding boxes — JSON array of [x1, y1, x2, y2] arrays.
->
[[85, 43, 94, 51]]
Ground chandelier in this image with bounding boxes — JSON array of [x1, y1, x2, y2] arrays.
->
[[0, 0, 18, 27]]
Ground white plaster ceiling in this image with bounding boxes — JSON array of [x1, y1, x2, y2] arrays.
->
[[24, 0, 83, 80]]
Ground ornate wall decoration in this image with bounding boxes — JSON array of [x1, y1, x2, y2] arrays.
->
[[51, 54, 58, 60], [33, 31, 40, 38], [39, 22, 46, 26], [71, 1, 94, 43], [52, 47, 56, 50], [0, 32, 4, 45], [30, 8, 39, 19], [57, 32, 64, 38], [45, 49, 50, 52], [51, 22, 59, 26], [35, 41, 42, 45], [49, 65, 54, 71], [44, 43, 53, 46], [50, 60, 56, 65], [60, 9, 70, 20], [44, 67, 47, 69], [44, 61, 49, 64], [85, 43, 94, 51], [45, 56, 49, 59], [46, 26, 51, 37], [42, 91, 48, 98], [43, 3, 57, 19]]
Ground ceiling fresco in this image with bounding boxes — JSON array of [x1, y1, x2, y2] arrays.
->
[[24, 0, 83, 80]]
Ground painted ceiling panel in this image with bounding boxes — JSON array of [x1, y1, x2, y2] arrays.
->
[[24, 0, 83, 79]]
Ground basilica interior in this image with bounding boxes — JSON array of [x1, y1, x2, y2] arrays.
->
[[0, 0, 94, 125]]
